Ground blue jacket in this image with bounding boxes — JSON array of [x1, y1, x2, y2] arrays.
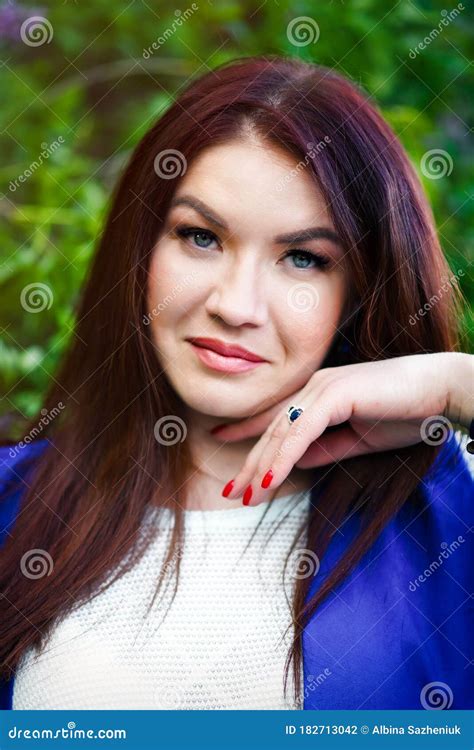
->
[[0, 435, 473, 710]]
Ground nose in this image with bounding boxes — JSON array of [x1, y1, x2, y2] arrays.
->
[[204, 252, 268, 327]]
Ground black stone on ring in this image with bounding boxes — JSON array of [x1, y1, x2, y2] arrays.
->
[[466, 418, 474, 454], [287, 405, 304, 425]]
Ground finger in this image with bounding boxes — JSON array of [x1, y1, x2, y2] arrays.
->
[[222, 410, 285, 499], [212, 375, 318, 442], [296, 419, 425, 467], [230, 398, 315, 504], [248, 385, 353, 504], [295, 424, 364, 468]]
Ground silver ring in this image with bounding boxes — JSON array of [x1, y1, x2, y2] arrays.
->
[[286, 405, 304, 425]]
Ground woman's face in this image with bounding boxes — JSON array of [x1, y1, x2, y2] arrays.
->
[[147, 139, 350, 420]]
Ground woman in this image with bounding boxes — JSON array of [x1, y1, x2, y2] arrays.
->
[[0, 55, 473, 711]]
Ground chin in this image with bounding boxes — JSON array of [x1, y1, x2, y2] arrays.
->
[[177, 388, 261, 420]]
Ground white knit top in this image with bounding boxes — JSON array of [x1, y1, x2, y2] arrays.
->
[[13, 490, 312, 710]]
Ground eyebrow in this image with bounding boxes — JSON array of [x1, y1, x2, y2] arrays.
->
[[169, 195, 342, 247]]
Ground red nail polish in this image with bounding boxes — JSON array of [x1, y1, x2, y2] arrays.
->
[[261, 469, 273, 489], [243, 485, 253, 505], [222, 479, 234, 498]]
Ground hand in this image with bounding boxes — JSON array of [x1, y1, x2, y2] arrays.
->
[[216, 352, 473, 506]]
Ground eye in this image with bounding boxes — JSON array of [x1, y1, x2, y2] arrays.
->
[[175, 225, 219, 251], [174, 225, 331, 271], [282, 249, 331, 271]]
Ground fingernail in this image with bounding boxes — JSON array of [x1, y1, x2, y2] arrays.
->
[[211, 424, 226, 435], [222, 479, 234, 498], [243, 485, 253, 505], [261, 469, 273, 489]]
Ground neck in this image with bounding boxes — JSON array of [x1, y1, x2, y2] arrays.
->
[[180, 414, 315, 510]]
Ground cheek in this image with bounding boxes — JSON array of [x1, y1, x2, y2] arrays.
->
[[275, 276, 346, 371], [147, 244, 198, 318], [283, 274, 345, 332], [148, 245, 176, 303]]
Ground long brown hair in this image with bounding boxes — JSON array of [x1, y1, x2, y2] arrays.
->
[[0, 55, 467, 706]]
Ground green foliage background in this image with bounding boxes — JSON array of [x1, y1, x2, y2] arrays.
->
[[0, 0, 472, 435]]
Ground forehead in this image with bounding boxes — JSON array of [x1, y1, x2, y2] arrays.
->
[[172, 140, 333, 231]]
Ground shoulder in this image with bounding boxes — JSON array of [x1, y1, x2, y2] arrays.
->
[[303, 432, 474, 708], [412, 428, 474, 534], [365, 429, 473, 578], [323, 429, 473, 570], [0, 439, 50, 546]]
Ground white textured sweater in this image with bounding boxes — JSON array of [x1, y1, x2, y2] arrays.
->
[[13, 490, 312, 710]]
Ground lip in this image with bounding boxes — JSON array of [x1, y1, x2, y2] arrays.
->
[[189, 343, 265, 373], [186, 337, 267, 362], [187, 338, 267, 374]]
